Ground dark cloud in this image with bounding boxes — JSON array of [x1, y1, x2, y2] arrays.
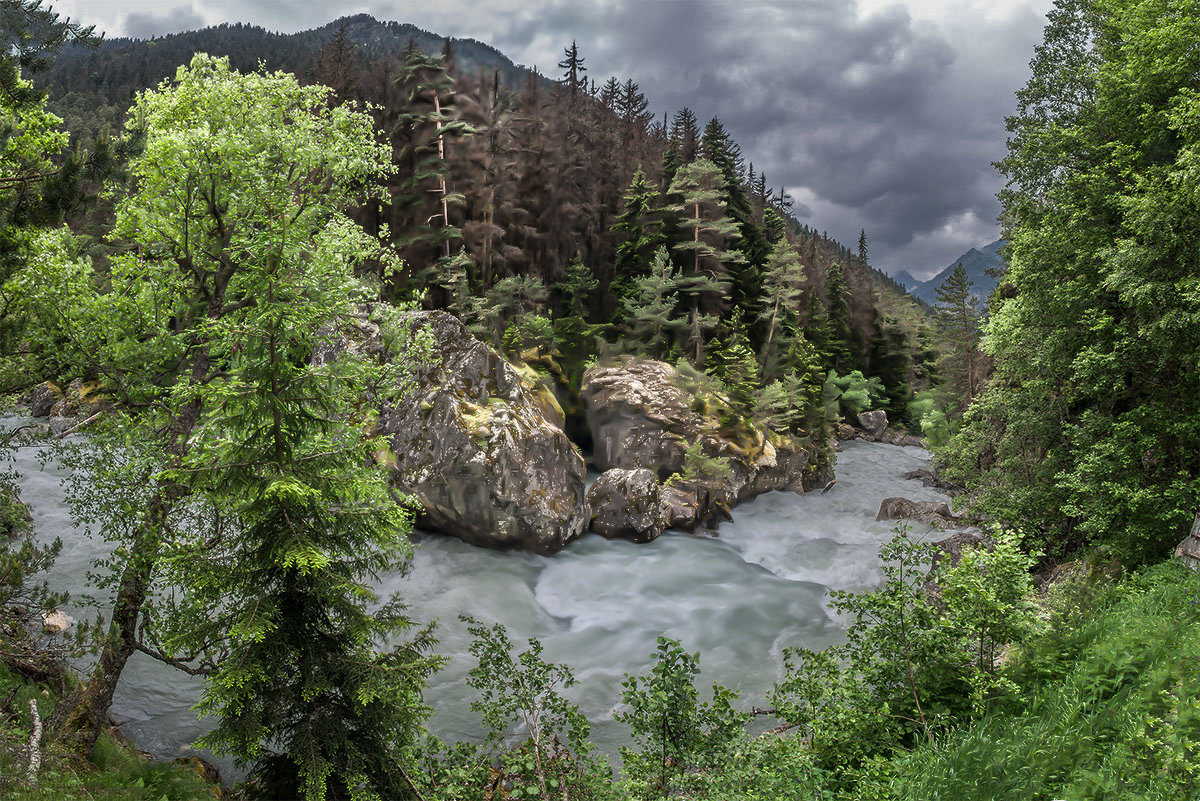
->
[[87, 0, 1050, 278], [469, 0, 1047, 278], [121, 5, 206, 38]]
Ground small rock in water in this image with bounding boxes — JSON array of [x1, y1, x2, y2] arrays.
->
[[876, 496, 963, 530], [42, 610, 72, 634]]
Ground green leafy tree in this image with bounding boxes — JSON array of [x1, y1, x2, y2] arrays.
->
[[617, 637, 744, 799], [28, 59, 440, 797], [940, 0, 1200, 563], [462, 618, 608, 801]]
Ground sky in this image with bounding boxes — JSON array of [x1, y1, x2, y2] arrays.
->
[[56, 0, 1056, 280]]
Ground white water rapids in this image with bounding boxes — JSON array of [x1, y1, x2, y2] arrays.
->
[[10, 432, 955, 776]]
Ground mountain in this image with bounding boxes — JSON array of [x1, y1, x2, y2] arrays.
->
[[37, 14, 535, 107], [899, 239, 1006, 306], [891, 270, 921, 292]]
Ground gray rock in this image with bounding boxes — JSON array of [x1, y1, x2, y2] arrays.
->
[[28, 381, 59, 418], [1176, 514, 1200, 569], [881, 429, 925, 447], [317, 308, 588, 555], [876, 496, 963, 530], [582, 357, 829, 514], [857, 409, 888, 440], [587, 468, 670, 543]]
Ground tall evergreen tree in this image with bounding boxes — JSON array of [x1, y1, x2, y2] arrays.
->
[[934, 264, 980, 406], [824, 262, 860, 371], [611, 165, 665, 294], [557, 39, 587, 97], [624, 246, 686, 360], [758, 240, 806, 378]]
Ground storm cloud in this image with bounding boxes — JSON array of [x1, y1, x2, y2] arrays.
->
[[64, 0, 1053, 278]]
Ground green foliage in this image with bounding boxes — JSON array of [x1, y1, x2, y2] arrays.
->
[[621, 247, 686, 360], [667, 439, 731, 486], [886, 561, 1200, 801], [616, 636, 745, 798], [467, 274, 548, 352], [933, 263, 981, 408], [0, 665, 217, 801], [771, 530, 1041, 792], [462, 617, 610, 801], [939, 0, 1200, 565], [822, 369, 885, 422]]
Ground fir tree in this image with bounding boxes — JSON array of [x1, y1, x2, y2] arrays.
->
[[934, 264, 980, 406], [612, 165, 665, 294], [624, 246, 686, 360], [557, 39, 587, 97]]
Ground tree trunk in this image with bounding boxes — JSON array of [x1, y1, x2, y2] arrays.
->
[[50, 345, 212, 754]]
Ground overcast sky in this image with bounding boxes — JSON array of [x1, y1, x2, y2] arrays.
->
[[57, 0, 1054, 279]]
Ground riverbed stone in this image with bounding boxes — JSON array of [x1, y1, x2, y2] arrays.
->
[[42, 610, 72, 634], [315, 307, 588, 555], [581, 356, 829, 521], [857, 410, 888, 440], [28, 381, 59, 417], [876, 496, 962, 530], [881, 428, 924, 447], [587, 468, 670, 543]]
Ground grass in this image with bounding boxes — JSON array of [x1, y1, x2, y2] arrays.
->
[[0, 664, 221, 801], [881, 560, 1200, 801]]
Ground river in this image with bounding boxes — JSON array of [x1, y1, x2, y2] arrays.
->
[[10, 432, 955, 775]]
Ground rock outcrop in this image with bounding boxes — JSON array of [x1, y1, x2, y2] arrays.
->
[[316, 308, 588, 554], [28, 381, 59, 417], [876, 497, 963, 530], [1176, 513, 1200, 569], [587, 468, 670, 543], [582, 357, 831, 520]]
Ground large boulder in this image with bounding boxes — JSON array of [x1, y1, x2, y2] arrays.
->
[[316, 308, 588, 554], [1176, 513, 1200, 569], [28, 381, 59, 417], [587, 468, 670, 543], [877, 497, 963, 530], [582, 357, 831, 515], [857, 410, 888, 440]]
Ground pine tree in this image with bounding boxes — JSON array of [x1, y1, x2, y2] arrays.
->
[[612, 165, 665, 294], [857, 229, 868, 265], [667, 158, 744, 346], [557, 39, 587, 97], [758, 240, 806, 377], [391, 47, 474, 300], [934, 264, 979, 406], [624, 246, 686, 360]]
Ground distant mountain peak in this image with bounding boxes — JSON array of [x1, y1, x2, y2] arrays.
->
[[893, 239, 1006, 305]]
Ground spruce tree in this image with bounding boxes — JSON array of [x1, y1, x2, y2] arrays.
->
[[624, 246, 686, 360], [612, 165, 665, 295], [758, 239, 806, 378], [934, 263, 980, 406], [557, 39, 587, 97], [824, 262, 861, 371]]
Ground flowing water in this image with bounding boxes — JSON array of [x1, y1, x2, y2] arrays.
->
[[9, 429, 955, 775]]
